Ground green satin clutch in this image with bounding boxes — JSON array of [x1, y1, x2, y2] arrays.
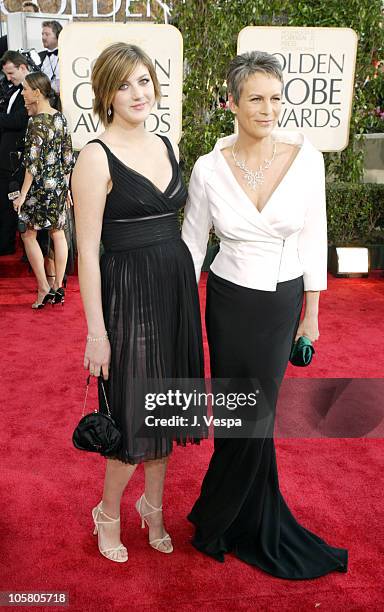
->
[[289, 336, 315, 367]]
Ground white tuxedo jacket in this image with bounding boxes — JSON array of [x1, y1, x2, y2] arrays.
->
[[182, 132, 327, 292]]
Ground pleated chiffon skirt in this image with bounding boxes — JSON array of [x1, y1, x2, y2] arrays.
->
[[188, 271, 348, 579], [99, 222, 204, 465]]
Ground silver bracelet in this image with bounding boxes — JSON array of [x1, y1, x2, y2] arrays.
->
[[87, 332, 108, 342]]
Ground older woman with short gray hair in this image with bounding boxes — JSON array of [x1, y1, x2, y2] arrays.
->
[[182, 50, 348, 579]]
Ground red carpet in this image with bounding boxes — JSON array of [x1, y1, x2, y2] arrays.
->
[[0, 256, 383, 611]]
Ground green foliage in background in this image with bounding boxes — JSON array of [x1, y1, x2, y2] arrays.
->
[[326, 183, 384, 245], [171, 0, 384, 182]]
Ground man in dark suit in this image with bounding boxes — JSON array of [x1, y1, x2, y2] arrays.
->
[[0, 51, 29, 255]]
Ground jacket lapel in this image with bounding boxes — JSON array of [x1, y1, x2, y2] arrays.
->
[[206, 142, 283, 239]]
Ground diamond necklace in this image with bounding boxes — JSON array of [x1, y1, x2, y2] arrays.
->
[[231, 141, 277, 190]]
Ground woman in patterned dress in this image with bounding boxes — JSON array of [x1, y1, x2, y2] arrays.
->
[[13, 71, 73, 308]]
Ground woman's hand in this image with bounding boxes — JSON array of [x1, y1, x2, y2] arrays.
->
[[295, 315, 319, 343], [13, 194, 26, 213], [84, 338, 111, 379]]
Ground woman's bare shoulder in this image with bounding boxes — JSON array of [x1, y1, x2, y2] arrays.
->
[[76, 139, 109, 164], [73, 139, 111, 186]]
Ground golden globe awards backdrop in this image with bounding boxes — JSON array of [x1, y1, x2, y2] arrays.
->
[[0, 1, 169, 21], [59, 22, 182, 150], [238, 27, 358, 151]]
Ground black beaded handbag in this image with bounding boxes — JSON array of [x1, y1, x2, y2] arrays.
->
[[72, 375, 121, 455]]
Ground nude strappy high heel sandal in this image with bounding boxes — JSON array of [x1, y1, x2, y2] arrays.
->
[[92, 502, 128, 563], [135, 494, 173, 554]]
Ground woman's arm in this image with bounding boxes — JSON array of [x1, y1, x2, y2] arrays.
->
[[72, 143, 111, 379], [14, 118, 41, 212], [13, 170, 33, 212], [295, 291, 320, 342], [181, 158, 213, 283], [296, 152, 327, 343]]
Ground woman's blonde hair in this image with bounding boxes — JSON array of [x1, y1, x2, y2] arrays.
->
[[92, 42, 161, 126]]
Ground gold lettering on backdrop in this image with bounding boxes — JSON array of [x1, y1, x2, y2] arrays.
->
[[273, 53, 345, 129], [126, 0, 142, 18], [0, 1, 170, 20], [70, 0, 89, 18], [60, 22, 183, 148], [70, 55, 172, 136], [237, 27, 358, 150]]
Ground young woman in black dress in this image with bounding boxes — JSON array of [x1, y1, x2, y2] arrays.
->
[[182, 51, 348, 579], [72, 43, 204, 563]]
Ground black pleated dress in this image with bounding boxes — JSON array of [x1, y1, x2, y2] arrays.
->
[[188, 271, 348, 579], [91, 136, 204, 464]]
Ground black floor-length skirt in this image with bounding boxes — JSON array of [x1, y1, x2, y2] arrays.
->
[[188, 272, 348, 579]]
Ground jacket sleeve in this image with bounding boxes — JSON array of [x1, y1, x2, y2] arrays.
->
[[0, 106, 28, 131], [297, 152, 328, 291], [181, 157, 213, 283]]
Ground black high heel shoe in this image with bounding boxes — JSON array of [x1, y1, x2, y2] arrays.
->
[[53, 287, 65, 306], [31, 288, 56, 310]]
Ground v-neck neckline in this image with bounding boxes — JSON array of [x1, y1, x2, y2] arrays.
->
[[103, 135, 175, 197], [218, 135, 304, 216]]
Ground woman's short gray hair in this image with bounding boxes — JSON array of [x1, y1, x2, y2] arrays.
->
[[227, 51, 284, 104]]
